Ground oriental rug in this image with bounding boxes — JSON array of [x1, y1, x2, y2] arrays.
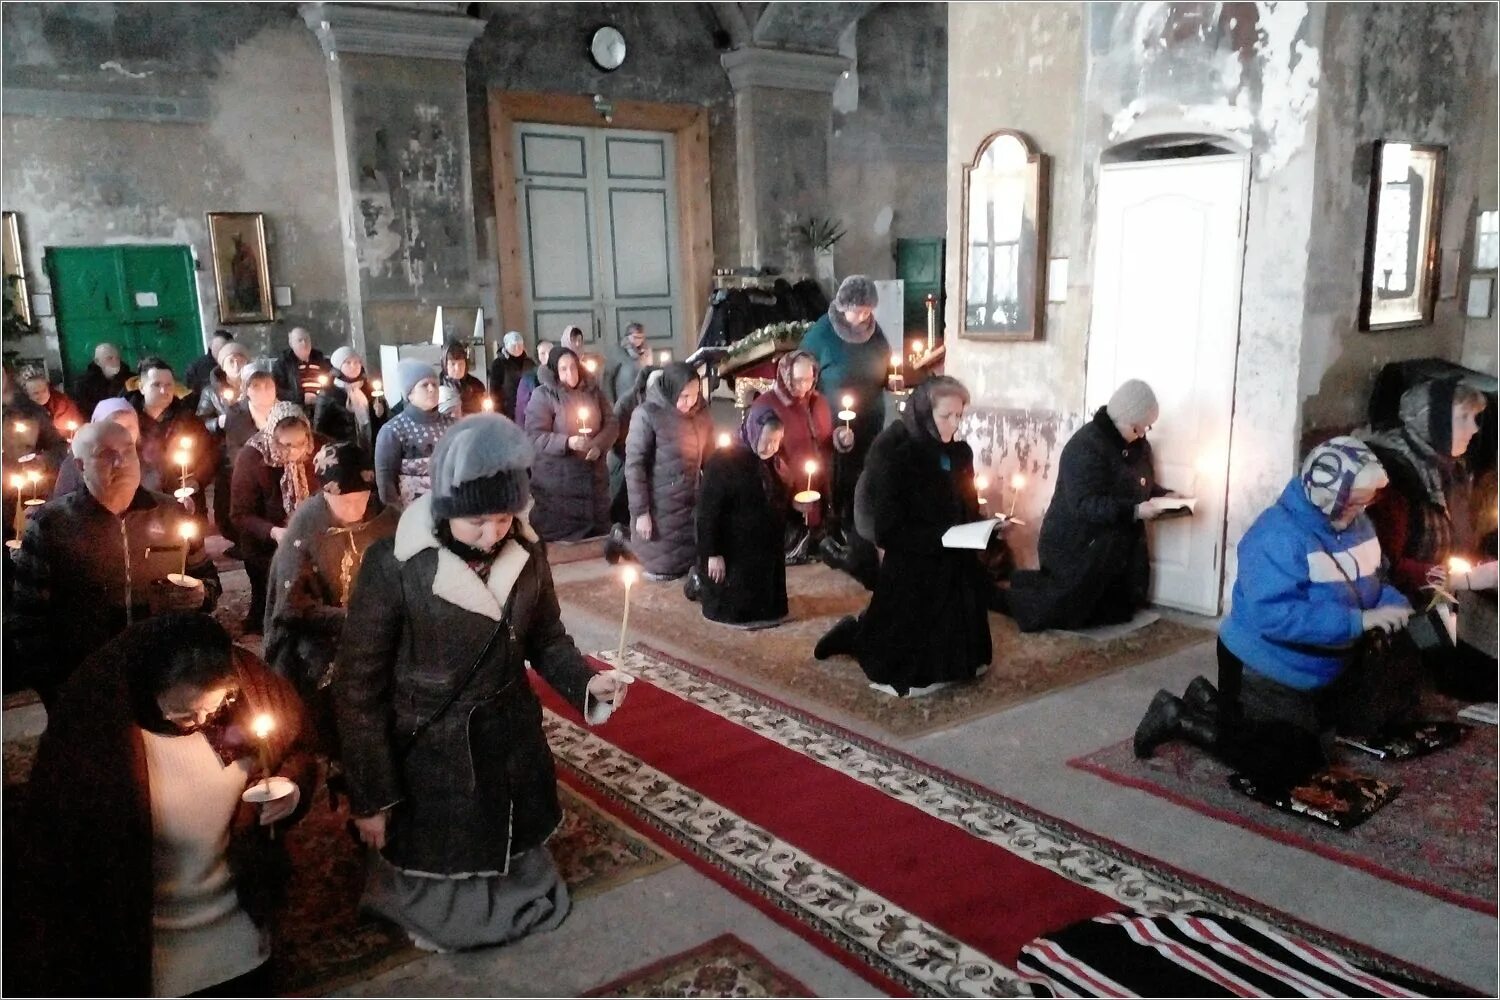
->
[[1, 736, 675, 997], [535, 646, 1466, 997], [1069, 730, 1497, 916], [555, 563, 1211, 738], [583, 933, 814, 998]]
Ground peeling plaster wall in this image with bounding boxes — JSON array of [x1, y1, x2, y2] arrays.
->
[[1301, 2, 1499, 438], [829, 2, 947, 280], [1, 5, 346, 368], [467, 1, 738, 273], [946, 1, 1329, 610]]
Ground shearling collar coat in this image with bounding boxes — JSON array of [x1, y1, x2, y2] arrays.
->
[[333, 494, 606, 875]]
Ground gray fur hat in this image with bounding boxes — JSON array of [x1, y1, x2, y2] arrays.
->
[[1106, 379, 1159, 427], [833, 274, 879, 310], [429, 413, 534, 519]]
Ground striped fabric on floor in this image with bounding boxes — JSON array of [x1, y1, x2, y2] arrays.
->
[[1016, 911, 1436, 998]]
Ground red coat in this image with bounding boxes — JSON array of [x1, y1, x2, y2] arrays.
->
[[748, 384, 834, 496]]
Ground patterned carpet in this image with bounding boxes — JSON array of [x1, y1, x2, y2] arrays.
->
[[3, 735, 676, 997], [557, 562, 1212, 738], [584, 934, 813, 997], [1070, 725, 1498, 915]]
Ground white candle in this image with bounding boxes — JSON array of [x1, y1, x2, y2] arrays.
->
[[577, 406, 591, 435], [1008, 473, 1026, 520], [657, 350, 672, 364], [838, 394, 855, 428], [11, 474, 26, 539], [976, 475, 989, 507], [804, 459, 817, 494], [177, 520, 197, 576], [482, 396, 495, 412], [617, 566, 638, 668], [925, 294, 937, 352]]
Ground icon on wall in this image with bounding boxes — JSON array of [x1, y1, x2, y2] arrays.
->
[[206, 212, 274, 324]]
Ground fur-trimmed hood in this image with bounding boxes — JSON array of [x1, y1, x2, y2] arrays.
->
[[393, 492, 540, 621]]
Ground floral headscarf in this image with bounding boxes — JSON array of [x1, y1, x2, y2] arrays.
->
[[250, 400, 315, 516], [1300, 436, 1388, 521], [773, 349, 818, 405]]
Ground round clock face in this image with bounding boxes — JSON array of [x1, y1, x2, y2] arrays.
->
[[590, 25, 627, 72]]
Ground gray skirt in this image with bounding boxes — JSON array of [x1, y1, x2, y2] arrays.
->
[[363, 847, 571, 951]]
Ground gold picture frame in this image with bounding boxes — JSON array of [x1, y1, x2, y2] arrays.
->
[[959, 129, 1049, 342], [3, 211, 30, 327], [206, 211, 274, 324]]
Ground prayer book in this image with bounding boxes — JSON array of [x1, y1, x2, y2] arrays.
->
[[942, 517, 1009, 549]]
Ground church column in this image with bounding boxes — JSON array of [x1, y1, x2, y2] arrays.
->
[[299, 2, 484, 366], [721, 48, 849, 272]]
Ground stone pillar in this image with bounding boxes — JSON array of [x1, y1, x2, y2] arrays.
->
[[721, 48, 849, 271], [299, 2, 484, 364]]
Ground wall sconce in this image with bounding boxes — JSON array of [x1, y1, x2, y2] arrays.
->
[[593, 93, 614, 124]]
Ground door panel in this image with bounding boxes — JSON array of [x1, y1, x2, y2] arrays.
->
[[119, 245, 201, 377], [1086, 155, 1247, 616], [514, 121, 681, 353]]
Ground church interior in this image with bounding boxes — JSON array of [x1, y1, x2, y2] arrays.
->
[[2, 2, 1497, 997]]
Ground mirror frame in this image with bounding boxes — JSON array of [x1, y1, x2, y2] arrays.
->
[[1359, 140, 1445, 332], [958, 129, 1049, 342]]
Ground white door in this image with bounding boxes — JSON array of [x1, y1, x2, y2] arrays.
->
[[1085, 154, 1248, 616], [513, 122, 682, 357]]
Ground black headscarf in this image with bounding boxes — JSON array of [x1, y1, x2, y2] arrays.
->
[[655, 361, 699, 409], [547, 346, 580, 388], [902, 376, 970, 470]]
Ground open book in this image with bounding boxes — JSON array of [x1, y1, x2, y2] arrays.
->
[[942, 516, 1017, 549]]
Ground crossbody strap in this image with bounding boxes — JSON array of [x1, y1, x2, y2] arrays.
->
[[1309, 534, 1370, 612]]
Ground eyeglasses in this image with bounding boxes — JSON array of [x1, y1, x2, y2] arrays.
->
[[160, 688, 239, 727]]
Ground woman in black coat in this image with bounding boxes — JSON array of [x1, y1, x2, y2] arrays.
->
[[696, 407, 790, 627], [231, 402, 323, 634], [625, 362, 714, 580], [523, 348, 619, 541], [334, 415, 630, 953], [314, 348, 390, 455], [1003, 380, 1170, 632], [814, 376, 992, 696]]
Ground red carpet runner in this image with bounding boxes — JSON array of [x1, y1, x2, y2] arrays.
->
[[533, 645, 1460, 997]]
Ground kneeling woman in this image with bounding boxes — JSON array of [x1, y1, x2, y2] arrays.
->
[[696, 408, 790, 627], [815, 377, 992, 695], [335, 414, 631, 953], [14, 613, 312, 997], [1134, 438, 1416, 789]]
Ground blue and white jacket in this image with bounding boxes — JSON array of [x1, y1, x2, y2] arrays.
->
[[1219, 478, 1411, 691]]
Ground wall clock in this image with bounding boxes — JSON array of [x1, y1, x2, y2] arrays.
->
[[589, 25, 627, 72]]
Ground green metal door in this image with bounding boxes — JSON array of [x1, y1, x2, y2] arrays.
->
[[896, 238, 945, 344], [47, 245, 203, 387]]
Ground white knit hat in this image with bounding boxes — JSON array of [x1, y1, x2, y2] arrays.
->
[[1106, 379, 1159, 427]]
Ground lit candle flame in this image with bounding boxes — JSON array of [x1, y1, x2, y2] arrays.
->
[[911, 339, 923, 355], [621, 566, 638, 587], [976, 475, 989, 491], [371, 380, 383, 392], [173, 449, 191, 468], [658, 350, 672, 364], [223, 389, 236, 401], [482, 397, 495, 411], [1449, 557, 1474, 576], [178, 436, 193, 451], [841, 394, 853, 409], [804, 459, 817, 475], [9, 474, 24, 490], [25, 470, 39, 485], [252, 713, 274, 741], [318, 375, 330, 386], [179, 521, 197, 542], [12, 421, 25, 434], [1011, 473, 1026, 491], [717, 432, 731, 448], [65, 420, 79, 433], [890, 352, 902, 371], [584, 359, 598, 373]]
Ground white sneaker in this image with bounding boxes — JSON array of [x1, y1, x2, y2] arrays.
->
[[408, 931, 452, 954], [868, 682, 902, 697]]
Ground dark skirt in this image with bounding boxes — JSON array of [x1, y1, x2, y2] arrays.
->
[[854, 546, 992, 695]]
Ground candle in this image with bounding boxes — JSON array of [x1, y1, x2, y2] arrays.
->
[[838, 394, 855, 428], [173, 520, 194, 575], [482, 396, 495, 412], [178, 435, 194, 452], [584, 358, 598, 374], [174, 448, 192, 497], [976, 475, 989, 508], [1448, 556, 1473, 587], [11, 473, 26, 539], [64, 420, 79, 440], [371, 379, 384, 397], [12, 421, 25, 436], [805, 459, 817, 493], [223, 388, 236, 403], [251, 713, 275, 778], [717, 432, 731, 448], [577, 406, 591, 435], [657, 350, 672, 364], [25, 469, 41, 504], [318, 374, 330, 387], [888, 353, 905, 393], [1008, 473, 1026, 520], [911, 339, 924, 359], [925, 293, 937, 352], [617, 566, 638, 669]]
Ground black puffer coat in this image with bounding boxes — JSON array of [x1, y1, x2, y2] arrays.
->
[[851, 398, 992, 694], [333, 495, 599, 874], [1007, 407, 1161, 632], [696, 442, 789, 624], [625, 366, 713, 577], [524, 360, 619, 541]]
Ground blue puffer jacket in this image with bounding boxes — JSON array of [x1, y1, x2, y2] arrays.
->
[[1219, 478, 1411, 691]]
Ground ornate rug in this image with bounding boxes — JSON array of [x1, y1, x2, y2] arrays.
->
[[583, 933, 814, 997], [556, 563, 1212, 738], [1070, 729, 1498, 916], [3, 737, 675, 997], [535, 646, 1466, 997]]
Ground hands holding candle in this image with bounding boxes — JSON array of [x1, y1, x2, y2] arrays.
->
[[245, 712, 298, 827], [1447, 555, 1498, 592]]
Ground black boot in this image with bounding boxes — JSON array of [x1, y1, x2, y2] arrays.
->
[[1183, 675, 1220, 718], [683, 567, 703, 603], [785, 527, 813, 566], [604, 526, 631, 566], [1176, 705, 1220, 751], [814, 615, 860, 660], [1133, 690, 1184, 758]]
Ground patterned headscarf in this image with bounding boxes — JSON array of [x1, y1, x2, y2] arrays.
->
[[1360, 377, 1476, 511], [250, 400, 315, 516], [773, 349, 818, 404], [1300, 436, 1388, 521]]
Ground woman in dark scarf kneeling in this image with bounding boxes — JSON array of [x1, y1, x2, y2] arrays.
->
[[814, 376, 993, 696]]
